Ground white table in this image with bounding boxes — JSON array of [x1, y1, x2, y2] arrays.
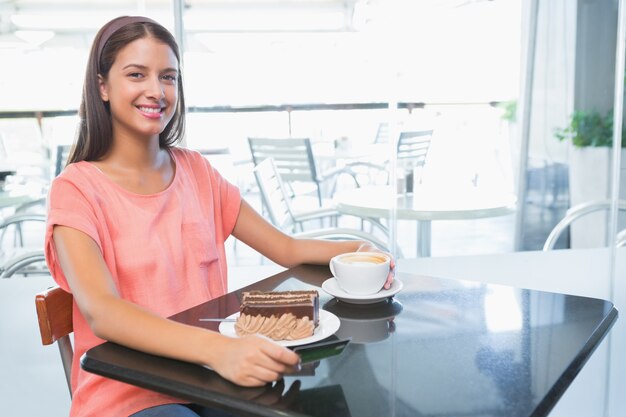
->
[[333, 184, 516, 256]]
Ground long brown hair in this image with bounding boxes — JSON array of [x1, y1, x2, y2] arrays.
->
[[68, 16, 186, 164]]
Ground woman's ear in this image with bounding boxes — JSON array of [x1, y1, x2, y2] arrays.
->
[[98, 74, 109, 102]]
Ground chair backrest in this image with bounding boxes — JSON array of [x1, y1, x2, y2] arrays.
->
[[396, 129, 433, 167], [35, 285, 74, 397], [0, 215, 47, 277], [373, 122, 390, 143], [0, 212, 47, 251], [248, 137, 322, 203], [1, 249, 48, 278], [543, 199, 626, 250], [253, 157, 296, 231]]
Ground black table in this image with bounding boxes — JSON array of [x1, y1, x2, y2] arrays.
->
[[81, 265, 618, 417]]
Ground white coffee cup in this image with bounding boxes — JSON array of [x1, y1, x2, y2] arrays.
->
[[329, 252, 390, 295]]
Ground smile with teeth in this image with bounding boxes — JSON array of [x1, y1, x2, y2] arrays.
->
[[137, 106, 162, 114]]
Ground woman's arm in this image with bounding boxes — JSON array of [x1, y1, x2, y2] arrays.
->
[[52, 225, 300, 386], [232, 200, 394, 287]]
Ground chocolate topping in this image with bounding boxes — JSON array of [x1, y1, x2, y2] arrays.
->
[[235, 290, 320, 340]]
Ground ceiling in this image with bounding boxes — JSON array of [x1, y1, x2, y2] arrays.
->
[[0, 0, 515, 110], [0, 0, 365, 35], [0, 0, 486, 36]]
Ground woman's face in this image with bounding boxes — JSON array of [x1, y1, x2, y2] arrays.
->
[[98, 36, 179, 141]]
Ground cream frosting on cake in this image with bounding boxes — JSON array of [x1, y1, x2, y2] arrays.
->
[[234, 290, 319, 341]]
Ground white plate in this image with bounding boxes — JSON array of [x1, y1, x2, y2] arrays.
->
[[219, 310, 340, 347], [322, 277, 403, 305]]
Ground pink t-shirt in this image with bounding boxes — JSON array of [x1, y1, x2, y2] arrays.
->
[[44, 147, 241, 417]]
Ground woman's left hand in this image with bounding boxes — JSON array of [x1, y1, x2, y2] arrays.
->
[[356, 242, 395, 290]]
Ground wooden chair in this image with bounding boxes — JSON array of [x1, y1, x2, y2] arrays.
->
[[35, 285, 74, 397]]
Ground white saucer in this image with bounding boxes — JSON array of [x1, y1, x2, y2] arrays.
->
[[219, 310, 340, 347], [322, 278, 403, 305]]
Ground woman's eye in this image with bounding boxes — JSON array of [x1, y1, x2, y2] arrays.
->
[[162, 74, 177, 82], [128, 73, 143, 79]]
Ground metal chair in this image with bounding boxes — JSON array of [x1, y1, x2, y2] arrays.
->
[[543, 199, 626, 250], [0, 212, 46, 249], [397, 129, 433, 165], [373, 122, 390, 143], [0, 213, 47, 277], [1, 249, 47, 278], [35, 285, 74, 397], [396, 129, 433, 186], [248, 137, 359, 206], [253, 158, 392, 250]]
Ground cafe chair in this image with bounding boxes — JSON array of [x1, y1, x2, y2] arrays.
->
[[248, 137, 359, 206], [373, 122, 390, 143], [543, 199, 626, 250], [253, 156, 337, 232], [35, 285, 74, 397], [355, 128, 434, 187], [293, 227, 394, 253], [253, 157, 391, 248], [396, 129, 433, 185], [1, 249, 47, 278], [0, 212, 46, 249], [0, 214, 47, 277]]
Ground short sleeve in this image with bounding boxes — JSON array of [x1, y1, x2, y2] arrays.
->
[[45, 176, 102, 291]]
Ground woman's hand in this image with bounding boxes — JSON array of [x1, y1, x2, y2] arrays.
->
[[211, 335, 301, 387], [356, 242, 395, 290]]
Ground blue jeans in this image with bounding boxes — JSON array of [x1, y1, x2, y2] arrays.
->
[[129, 403, 235, 417]]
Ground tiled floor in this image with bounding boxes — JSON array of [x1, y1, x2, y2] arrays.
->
[[0, 191, 584, 417]]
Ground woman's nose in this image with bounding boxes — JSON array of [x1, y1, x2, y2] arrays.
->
[[146, 76, 165, 99]]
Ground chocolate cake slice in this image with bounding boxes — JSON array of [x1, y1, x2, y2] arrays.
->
[[235, 290, 320, 340]]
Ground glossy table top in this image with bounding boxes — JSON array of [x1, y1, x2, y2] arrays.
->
[[82, 265, 617, 417]]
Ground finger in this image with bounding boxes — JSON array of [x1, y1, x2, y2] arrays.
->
[[247, 364, 283, 384], [384, 267, 395, 289], [247, 346, 299, 377], [259, 342, 300, 366], [237, 374, 273, 387]]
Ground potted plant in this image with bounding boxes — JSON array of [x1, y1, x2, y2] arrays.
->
[[553, 109, 626, 247], [554, 110, 624, 148]]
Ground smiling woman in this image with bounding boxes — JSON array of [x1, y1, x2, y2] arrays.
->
[[41, 13, 393, 417]]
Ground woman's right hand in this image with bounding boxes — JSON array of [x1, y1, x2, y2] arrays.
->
[[211, 335, 301, 387]]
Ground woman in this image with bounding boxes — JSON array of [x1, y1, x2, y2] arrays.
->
[[45, 16, 393, 417]]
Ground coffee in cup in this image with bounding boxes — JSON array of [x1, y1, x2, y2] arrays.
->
[[329, 252, 390, 295]]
